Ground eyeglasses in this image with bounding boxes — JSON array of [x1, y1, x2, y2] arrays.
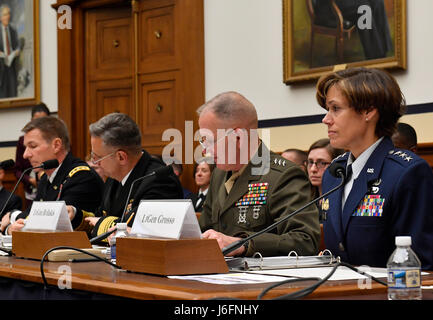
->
[[307, 160, 331, 169], [90, 151, 116, 165], [199, 128, 235, 149]]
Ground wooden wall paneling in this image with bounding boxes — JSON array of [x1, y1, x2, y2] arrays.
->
[[417, 143, 433, 170], [137, 71, 179, 149], [138, 2, 177, 74], [71, 8, 87, 160], [174, 0, 205, 193], [86, 7, 133, 81], [54, 0, 205, 193], [86, 79, 134, 154]]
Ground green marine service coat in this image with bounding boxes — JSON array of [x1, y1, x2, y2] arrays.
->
[[199, 144, 320, 257]]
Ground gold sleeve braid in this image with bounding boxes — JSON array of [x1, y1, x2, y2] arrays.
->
[[75, 210, 95, 233], [96, 216, 118, 242]]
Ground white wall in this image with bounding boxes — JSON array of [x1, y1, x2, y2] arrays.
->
[[0, 0, 58, 142], [204, 0, 433, 121]]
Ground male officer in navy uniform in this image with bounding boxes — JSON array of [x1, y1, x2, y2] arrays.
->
[[198, 91, 320, 257], [72, 113, 183, 241], [1, 116, 104, 235], [321, 138, 433, 269]]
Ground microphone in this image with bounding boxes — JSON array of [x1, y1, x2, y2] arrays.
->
[[221, 162, 346, 256], [0, 159, 15, 170], [89, 165, 173, 244], [40, 159, 60, 170], [0, 159, 59, 220]]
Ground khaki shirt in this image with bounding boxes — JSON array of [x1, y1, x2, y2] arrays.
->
[[199, 145, 320, 257]]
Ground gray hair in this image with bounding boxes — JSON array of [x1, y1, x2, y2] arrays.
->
[[196, 91, 258, 128], [89, 113, 142, 154]]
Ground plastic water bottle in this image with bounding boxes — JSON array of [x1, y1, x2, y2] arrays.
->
[[387, 236, 422, 300], [109, 223, 128, 263]]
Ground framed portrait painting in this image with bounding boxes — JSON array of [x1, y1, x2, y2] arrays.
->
[[283, 0, 406, 84], [0, 0, 40, 108]]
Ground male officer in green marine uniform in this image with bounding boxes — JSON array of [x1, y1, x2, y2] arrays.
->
[[0, 116, 104, 235], [197, 91, 321, 257]]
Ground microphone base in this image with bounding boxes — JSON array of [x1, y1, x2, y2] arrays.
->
[[116, 237, 228, 276]]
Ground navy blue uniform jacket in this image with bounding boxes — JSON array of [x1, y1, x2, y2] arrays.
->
[[321, 137, 433, 269]]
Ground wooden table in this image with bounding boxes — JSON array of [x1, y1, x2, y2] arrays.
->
[[1, 256, 432, 300]]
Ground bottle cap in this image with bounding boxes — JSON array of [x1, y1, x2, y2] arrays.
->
[[395, 236, 411, 246], [116, 223, 127, 231]]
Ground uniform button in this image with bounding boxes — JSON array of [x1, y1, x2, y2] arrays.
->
[[338, 242, 345, 252]]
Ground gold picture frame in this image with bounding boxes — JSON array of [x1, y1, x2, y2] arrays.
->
[[0, 0, 40, 108], [283, 0, 406, 85]]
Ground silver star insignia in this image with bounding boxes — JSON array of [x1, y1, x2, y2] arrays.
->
[[405, 156, 413, 162]]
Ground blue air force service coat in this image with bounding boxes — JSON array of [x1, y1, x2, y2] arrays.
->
[[321, 137, 433, 269]]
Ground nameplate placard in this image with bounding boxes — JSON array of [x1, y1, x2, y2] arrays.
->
[[130, 200, 202, 239], [23, 201, 73, 232]]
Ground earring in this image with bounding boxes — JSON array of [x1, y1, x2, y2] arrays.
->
[[366, 118, 369, 122]]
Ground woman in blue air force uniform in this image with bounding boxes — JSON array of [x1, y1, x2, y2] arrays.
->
[[317, 67, 433, 270]]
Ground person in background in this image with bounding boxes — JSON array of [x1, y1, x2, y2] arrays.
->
[[0, 162, 22, 214], [391, 122, 418, 153], [281, 148, 308, 173], [170, 161, 193, 199], [198, 91, 320, 257], [1, 116, 104, 235], [188, 157, 215, 213], [14, 103, 50, 209], [318, 67, 433, 269], [306, 138, 344, 222]]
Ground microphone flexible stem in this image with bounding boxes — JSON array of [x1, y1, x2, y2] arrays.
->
[[221, 172, 345, 256]]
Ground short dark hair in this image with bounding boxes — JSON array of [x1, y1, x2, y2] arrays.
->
[[308, 138, 345, 160], [31, 103, 50, 118], [394, 122, 417, 149], [282, 148, 307, 162], [22, 116, 70, 151], [89, 113, 142, 155], [316, 67, 406, 138]]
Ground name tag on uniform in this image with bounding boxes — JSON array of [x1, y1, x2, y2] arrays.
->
[[130, 200, 202, 240], [23, 201, 73, 232]]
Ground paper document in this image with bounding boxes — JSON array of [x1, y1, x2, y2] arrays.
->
[[250, 266, 402, 281], [168, 272, 289, 285]]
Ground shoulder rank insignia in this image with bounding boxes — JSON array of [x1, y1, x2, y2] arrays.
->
[[332, 152, 348, 163], [68, 165, 90, 177], [273, 158, 286, 167], [388, 150, 413, 162]]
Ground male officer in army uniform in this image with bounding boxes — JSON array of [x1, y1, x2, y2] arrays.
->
[[197, 91, 320, 257], [1, 116, 104, 235]]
